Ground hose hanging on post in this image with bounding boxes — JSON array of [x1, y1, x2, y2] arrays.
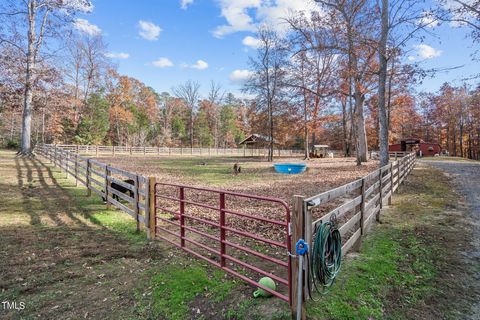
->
[[307, 218, 342, 299]]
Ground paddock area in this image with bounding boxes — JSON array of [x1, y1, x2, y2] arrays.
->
[[93, 156, 379, 201]]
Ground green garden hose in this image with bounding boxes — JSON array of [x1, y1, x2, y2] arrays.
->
[[307, 219, 342, 298]]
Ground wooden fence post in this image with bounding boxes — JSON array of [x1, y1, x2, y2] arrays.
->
[[86, 159, 91, 197], [377, 168, 383, 222], [65, 152, 69, 178], [148, 177, 156, 240], [303, 200, 312, 299], [134, 174, 140, 233], [389, 163, 393, 205], [291, 195, 306, 320], [112, 146, 115, 157], [74, 153, 78, 186], [105, 165, 111, 209], [54, 145, 58, 167], [95, 145, 98, 157], [360, 177, 366, 235], [399, 158, 403, 184]]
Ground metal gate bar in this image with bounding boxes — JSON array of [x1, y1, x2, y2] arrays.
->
[[154, 182, 292, 303]]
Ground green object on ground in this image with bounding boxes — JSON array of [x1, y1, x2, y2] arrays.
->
[[310, 220, 342, 294], [253, 277, 276, 298]]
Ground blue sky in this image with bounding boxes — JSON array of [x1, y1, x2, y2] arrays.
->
[[74, 0, 480, 97]]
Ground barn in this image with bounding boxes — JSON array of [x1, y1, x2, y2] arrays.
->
[[389, 138, 442, 157]]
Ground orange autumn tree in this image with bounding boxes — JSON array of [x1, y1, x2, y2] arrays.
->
[[106, 72, 160, 146]]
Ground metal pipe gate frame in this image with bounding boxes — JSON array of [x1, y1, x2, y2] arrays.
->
[[151, 182, 293, 303]]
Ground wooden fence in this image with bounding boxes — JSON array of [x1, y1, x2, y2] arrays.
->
[[290, 151, 416, 316], [35, 144, 153, 236], [35, 143, 416, 317], [44, 144, 305, 157]]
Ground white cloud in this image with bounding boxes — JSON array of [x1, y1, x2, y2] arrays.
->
[[213, 0, 260, 37], [180, 0, 194, 9], [229, 69, 253, 83], [191, 59, 208, 70], [152, 57, 174, 68], [414, 44, 442, 59], [242, 36, 262, 48], [73, 18, 101, 36], [181, 60, 209, 70], [407, 55, 416, 62], [105, 52, 129, 59], [138, 20, 162, 41], [213, 0, 319, 38]]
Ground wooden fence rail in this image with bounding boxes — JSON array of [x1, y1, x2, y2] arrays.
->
[[42, 144, 305, 157], [35, 144, 152, 236], [291, 152, 416, 317]]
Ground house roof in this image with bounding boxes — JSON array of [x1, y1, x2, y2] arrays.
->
[[238, 134, 274, 145]]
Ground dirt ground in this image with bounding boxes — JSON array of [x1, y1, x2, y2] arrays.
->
[[421, 159, 480, 319], [95, 155, 379, 201]]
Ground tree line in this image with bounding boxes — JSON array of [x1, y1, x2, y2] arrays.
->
[[0, 0, 479, 162]]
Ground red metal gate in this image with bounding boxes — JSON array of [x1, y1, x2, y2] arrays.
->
[[154, 182, 292, 303]]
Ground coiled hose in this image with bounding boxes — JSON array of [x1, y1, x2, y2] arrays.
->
[[307, 219, 342, 298]]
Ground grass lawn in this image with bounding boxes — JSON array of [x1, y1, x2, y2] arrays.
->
[[306, 163, 477, 319]]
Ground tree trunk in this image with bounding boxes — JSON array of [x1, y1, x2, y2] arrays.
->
[[268, 102, 274, 162], [378, 0, 389, 167], [304, 94, 309, 160], [341, 99, 347, 156], [452, 126, 457, 156], [190, 111, 194, 149], [354, 90, 368, 163], [42, 108, 45, 144], [20, 0, 37, 155], [10, 111, 15, 140], [459, 121, 464, 158]]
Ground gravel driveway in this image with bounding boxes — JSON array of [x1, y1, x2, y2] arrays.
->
[[421, 159, 480, 319]]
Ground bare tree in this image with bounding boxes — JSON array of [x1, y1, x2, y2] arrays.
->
[[173, 80, 201, 149], [245, 26, 288, 162], [441, 0, 480, 36], [315, 0, 379, 164], [207, 81, 225, 148], [376, 0, 440, 166], [287, 11, 338, 160], [0, 0, 93, 155], [80, 36, 109, 103], [64, 35, 109, 125]]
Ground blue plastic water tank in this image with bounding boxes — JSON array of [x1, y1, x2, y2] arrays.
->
[[273, 163, 307, 174]]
